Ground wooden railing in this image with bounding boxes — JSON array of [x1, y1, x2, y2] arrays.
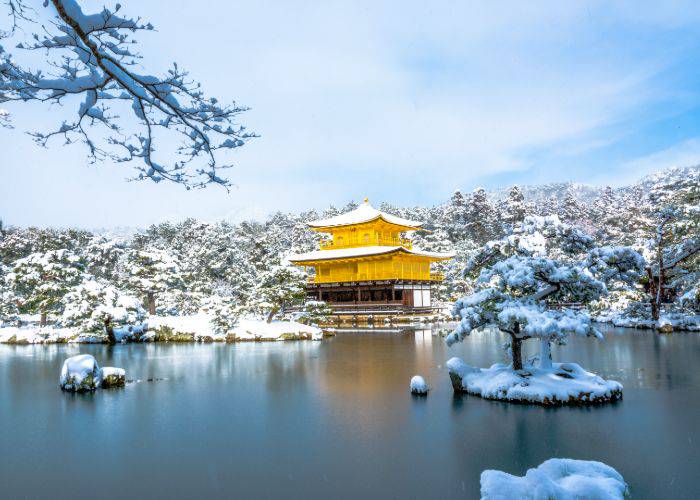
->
[[308, 272, 442, 284], [319, 236, 413, 250]]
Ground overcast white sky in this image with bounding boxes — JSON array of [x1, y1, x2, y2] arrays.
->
[[2, 0, 700, 228]]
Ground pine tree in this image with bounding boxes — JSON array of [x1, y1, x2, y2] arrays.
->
[[559, 187, 584, 224], [448, 216, 644, 369], [503, 185, 527, 227], [465, 187, 497, 244], [122, 248, 184, 315], [7, 249, 84, 325]]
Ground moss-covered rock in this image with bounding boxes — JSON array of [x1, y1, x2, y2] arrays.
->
[[60, 354, 102, 392], [101, 367, 126, 388]]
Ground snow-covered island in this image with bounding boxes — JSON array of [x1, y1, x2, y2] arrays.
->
[[448, 358, 622, 406], [480, 458, 629, 499], [445, 216, 636, 405]]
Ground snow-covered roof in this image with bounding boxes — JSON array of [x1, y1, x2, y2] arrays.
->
[[288, 245, 454, 263], [307, 200, 422, 229]]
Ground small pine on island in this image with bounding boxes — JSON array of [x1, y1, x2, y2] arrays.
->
[[289, 199, 453, 313]]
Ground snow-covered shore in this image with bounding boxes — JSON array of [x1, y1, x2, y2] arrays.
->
[[593, 311, 700, 331], [481, 458, 629, 499], [447, 358, 622, 406], [0, 315, 328, 344]]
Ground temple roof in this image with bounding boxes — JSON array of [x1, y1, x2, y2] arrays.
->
[[307, 200, 422, 229], [288, 245, 454, 263]]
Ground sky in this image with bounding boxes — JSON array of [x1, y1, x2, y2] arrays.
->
[[2, 0, 700, 228]]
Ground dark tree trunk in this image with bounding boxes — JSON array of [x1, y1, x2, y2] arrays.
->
[[147, 291, 156, 315], [40, 312, 47, 327], [510, 323, 523, 371], [646, 267, 661, 323], [266, 307, 278, 324], [104, 315, 116, 345]]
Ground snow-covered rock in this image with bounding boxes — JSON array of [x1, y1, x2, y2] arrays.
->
[[100, 367, 126, 388], [59, 354, 102, 392], [147, 313, 223, 342], [231, 319, 323, 341], [447, 358, 622, 405], [480, 458, 629, 499], [410, 375, 428, 395]]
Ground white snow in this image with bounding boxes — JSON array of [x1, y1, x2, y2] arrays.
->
[[410, 375, 428, 395], [148, 313, 225, 341], [594, 310, 700, 331], [447, 358, 622, 405], [480, 458, 629, 499], [307, 200, 422, 228], [289, 245, 454, 263], [101, 367, 125, 378], [147, 315, 324, 342], [100, 366, 126, 388], [59, 354, 102, 392], [0, 326, 103, 344], [231, 319, 323, 341]]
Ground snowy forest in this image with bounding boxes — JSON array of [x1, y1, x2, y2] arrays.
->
[[1, 165, 698, 339]]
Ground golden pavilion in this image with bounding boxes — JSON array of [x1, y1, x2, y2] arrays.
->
[[289, 199, 454, 312]]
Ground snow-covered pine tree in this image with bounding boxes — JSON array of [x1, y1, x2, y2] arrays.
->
[[503, 185, 527, 227], [643, 168, 700, 322], [465, 187, 498, 244], [0, 265, 20, 326], [559, 186, 584, 224], [241, 263, 307, 322], [122, 248, 184, 315], [60, 278, 144, 337], [447, 215, 644, 370], [444, 190, 468, 240], [6, 249, 84, 325]]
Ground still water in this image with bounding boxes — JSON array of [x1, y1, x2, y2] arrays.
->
[[1, 326, 699, 499]]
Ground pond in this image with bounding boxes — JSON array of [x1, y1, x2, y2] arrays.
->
[[1, 326, 699, 499]]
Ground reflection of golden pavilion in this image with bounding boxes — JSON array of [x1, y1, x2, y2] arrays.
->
[[289, 199, 453, 312]]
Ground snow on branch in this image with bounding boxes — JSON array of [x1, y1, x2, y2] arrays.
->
[[1, 0, 255, 188]]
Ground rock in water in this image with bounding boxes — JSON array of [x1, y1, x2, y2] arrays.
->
[[60, 354, 102, 392], [410, 375, 428, 395], [101, 367, 126, 388], [658, 323, 674, 333]]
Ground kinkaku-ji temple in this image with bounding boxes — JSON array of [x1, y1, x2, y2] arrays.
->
[[289, 199, 454, 313]]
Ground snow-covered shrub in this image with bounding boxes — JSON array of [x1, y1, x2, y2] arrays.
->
[[240, 264, 306, 322], [60, 279, 145, 335], [157, 289, 206, 316], [101, 367, 126, 388], [0, 285, 20, 326], [295, 300, 333, 326], [59, 354, 102, 392], [207, 296, 241, 334]]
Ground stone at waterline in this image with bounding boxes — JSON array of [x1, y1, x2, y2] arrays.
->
[[59, 354, 102, 392], [101, 367, 126, 388], [658, 323, 674, 334], [410, 375, 428, 395]]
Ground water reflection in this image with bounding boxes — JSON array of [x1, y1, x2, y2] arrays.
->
[[1, 326, 699, 499]]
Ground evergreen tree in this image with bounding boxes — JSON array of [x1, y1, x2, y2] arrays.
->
[[503, 185, 527, 227], [122, 248, 184, 315], [448, 216, 644, 369], [7, 249, 83, 325], [465, 187, 497, 244]]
